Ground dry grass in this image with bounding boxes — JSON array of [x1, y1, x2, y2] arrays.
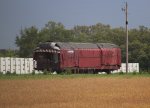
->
[[0, 77, 150, 108]]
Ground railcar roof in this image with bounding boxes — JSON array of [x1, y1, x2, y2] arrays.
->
[[36, 42, 119, 50], [56, 42, 98, 49], [96, 43, 119, 48], [56, 42, 119, 49]]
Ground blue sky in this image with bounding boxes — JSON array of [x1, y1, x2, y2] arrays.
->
[[0, 0, 150, 49]]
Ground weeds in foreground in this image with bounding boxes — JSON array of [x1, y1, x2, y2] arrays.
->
[[119, 71, 124, 75]]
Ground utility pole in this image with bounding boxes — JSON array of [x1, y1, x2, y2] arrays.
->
[[122, 2, 128, 74]]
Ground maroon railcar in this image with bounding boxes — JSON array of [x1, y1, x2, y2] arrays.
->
[[33, 42, 121, 74]]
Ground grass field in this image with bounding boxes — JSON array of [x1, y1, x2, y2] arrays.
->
[[0, 74, 150, 108]]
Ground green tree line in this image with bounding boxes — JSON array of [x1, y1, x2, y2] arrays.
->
[[10, 21, 150, 71]]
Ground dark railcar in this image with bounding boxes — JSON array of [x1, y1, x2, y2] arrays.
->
[[33, 42, 121, 74]]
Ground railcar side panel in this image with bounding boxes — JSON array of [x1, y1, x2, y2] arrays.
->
[[78, 49, 101, 68], [60, 50, 76, 68]]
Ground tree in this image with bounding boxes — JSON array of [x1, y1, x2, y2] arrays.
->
[[39, 21, 73, 42], [15, 26, 39, 57], [72, 25, 91, 42], [0, 49, 18, 57]]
